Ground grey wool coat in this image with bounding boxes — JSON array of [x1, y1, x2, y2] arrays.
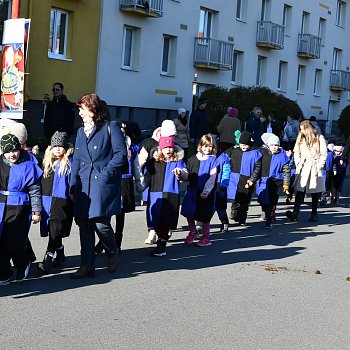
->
[[70, 121, 127, 218], [293, 135, 327, 194]]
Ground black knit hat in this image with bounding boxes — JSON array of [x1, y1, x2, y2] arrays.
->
[[239, 131, 253, 146], [51, 131, 69, 149], [1, 133, 21, 153]]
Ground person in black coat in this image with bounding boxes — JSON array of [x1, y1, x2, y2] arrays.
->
[[44, 82, 76, 144], [189, 97, 209, 150]]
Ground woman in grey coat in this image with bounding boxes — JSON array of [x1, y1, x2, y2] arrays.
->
[[70, 94, 127, 278]]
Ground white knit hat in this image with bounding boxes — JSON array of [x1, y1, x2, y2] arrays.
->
[[161, 120, 177, 137], [261, 133, 280, 147], [334, 145, 344, 152], [178, 108, 186, 115], [8, 123, 28, 145]]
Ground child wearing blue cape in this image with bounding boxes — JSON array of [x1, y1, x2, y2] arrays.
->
[[38, 131, 74, 274], [256, 133, 290, 229], [0, 134, 42, 285], [221, 131, 262, 226]]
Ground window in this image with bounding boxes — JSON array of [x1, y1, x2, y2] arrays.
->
[[332, 48, 342, 70], [318, 18, 326, 46], [199, 8, 212, 39], [122, 26, 140, 70], [161, 35, 177, 75], [314, 69, 322, 95], [256, 55, 267, 86], [296, 65, 306, 93], [277, 60, 288, 91], [336, 0, 346, 27], [0, 0, 11, 50], [231, 50, 244, 84], [236, 0, 247, 21], [282, 4, 292, 36], [261, 0, 271, 21], [48, 8, 69, 59], [301, 11, 310, 34]]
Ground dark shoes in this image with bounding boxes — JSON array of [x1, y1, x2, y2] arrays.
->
[[95, 241, 104, 254], [152, 239, 167, 257], [16, 263, 31, 281], [107, 254, 119, 273], [70, 266, 95, 279], [52, 247, 66, 267], [286, 210, 298, 222], [37, 252, 53, 274], [309, 214, 318, 222]]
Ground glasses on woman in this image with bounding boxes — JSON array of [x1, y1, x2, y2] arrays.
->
[[52, 88, 61, 92]]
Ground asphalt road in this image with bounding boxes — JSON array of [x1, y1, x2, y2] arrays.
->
[[1, 188, 350, 349]]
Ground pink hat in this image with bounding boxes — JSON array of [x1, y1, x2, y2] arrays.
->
[[159, 136, 174, 150], [228, 107, 238, 117]]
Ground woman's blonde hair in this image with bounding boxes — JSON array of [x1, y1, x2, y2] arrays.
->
[[297, 120, 319, 148], [197, 134, 217, 155], [42, 146, 73, 177], [154, 147, 180, 163]]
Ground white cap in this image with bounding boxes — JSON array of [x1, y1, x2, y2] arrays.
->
[[178, 108, 186, 115]]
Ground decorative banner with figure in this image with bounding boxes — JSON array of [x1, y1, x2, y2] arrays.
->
[[1, 18, 30, 119]]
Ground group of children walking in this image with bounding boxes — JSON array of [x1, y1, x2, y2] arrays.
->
[[0, 118, 348, 284]]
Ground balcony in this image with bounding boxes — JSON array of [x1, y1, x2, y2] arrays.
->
[[329, 70, 350, 91], [193, 37, 234, 71], [256, 21, 284, 49], [119, 0, 163, 18], [297, 34, 321, 59]]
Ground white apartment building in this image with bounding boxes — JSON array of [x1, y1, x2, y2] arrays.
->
[[96, 0, 350, 134]]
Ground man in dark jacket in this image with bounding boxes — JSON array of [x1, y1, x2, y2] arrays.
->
[[189, 97, 209, 150], [246, 106, 265, 147], [44, 82, 76, 143]]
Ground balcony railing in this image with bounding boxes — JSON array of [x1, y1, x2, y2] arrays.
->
[[119, 0, 163, 17], [193, 37, 234, 70], [256, 21, 284, 49], [297, 34, 321, 58], [330, 70, 350, 91]]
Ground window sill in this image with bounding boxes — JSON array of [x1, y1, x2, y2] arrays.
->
[[313, 93, 321, 97], [235, 18, 247, 24], [296, 91, 304, 95], [160, 72, 175, 77], [335, 24, 345, 29], [277, 88, 286, 93], [121, 66, 139, 72], [48, 55, 72, 62]]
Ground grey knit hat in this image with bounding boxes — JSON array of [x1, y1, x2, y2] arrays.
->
[[51, 131, 69, 149], [1, 133, 21, 153]]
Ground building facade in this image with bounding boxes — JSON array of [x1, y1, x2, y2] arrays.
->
[[1, 0, 101, 143], [96, 0, 350, 135]]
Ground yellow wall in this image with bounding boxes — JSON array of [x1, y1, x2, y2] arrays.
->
[[21, 0, 101, 103]]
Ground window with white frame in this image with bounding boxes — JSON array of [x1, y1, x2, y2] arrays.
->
[[332, 48, 342, 70], [282, 4, 292, 36], [336, 0, 346, 27], [301, 11, 310, 34], [48, 8, 69, 59], [277, 60, 288, 91], [122, 25, 140, 70], [161, 35, 177, 75], [296, 65, 306, 93], [231, 50, 243, 84], [198, 8, 212, 40], [0, 0, 11, 50], [261, 0, 271, 21], [318, 18, 326, 46], [314, 69, 322, 95], [256, 55, 267, 86], [236, 0, 247, 21]]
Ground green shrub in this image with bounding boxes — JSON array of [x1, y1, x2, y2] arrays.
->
[[200, 86, 303, 132]]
